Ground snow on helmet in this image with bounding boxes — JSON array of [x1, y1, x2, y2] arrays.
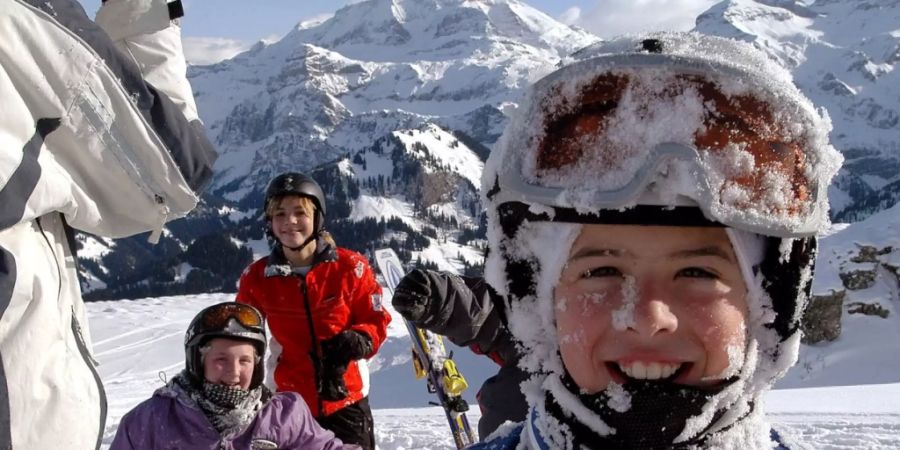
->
[[184, 302, 266, 390], [481, 32, 841, 448], [265, 172, 327, 234]]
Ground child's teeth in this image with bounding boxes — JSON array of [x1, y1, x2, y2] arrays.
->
[[618, 361, 682, 380]]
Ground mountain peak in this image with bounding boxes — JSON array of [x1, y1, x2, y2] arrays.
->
[[281, 0, 596, 61]]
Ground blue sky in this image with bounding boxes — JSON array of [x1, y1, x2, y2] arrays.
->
[[77, 0, 717, 64]]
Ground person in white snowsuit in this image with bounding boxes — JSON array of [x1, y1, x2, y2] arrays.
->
[[0, 0, 215, 448], [468, 31, 843, 449]]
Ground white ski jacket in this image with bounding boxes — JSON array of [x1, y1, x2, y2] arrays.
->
[[0, 0, 216, 448]]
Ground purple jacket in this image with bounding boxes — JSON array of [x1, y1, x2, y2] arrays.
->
[[110, 383, 357, 450]]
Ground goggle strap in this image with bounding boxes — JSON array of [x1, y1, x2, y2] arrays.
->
[[498, 202, 724, 232]]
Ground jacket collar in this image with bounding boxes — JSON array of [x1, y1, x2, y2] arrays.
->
[[264, 235, 337, 278], [525, 407, 549, 450]]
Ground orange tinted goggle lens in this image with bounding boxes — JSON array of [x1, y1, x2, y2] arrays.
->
[[201, 304, 263, 330], [535, 73, 811, 217]]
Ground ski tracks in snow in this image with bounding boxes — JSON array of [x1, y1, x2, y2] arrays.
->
[[373, 408, 473, 449], [774, 412, 900, 450]]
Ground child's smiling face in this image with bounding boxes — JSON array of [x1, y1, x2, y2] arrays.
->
[[270, 195, 315, 249], [553, 224, 749, 393], [202, 338, 257, 390]]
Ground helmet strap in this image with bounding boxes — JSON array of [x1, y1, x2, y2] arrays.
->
[[283, 232, 319, 253]]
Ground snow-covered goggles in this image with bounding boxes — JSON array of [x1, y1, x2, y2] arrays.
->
[[491, 54, 840, 238]]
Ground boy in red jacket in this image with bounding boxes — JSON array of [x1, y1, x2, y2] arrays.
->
[[237, 172, 391, 450]]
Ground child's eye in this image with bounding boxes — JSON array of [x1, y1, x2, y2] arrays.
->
[[677, 267, 717, 279], [581, 267, 622, 278]]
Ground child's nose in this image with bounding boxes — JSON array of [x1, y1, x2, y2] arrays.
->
[[629, 286, 678, 337], [225, 360, 242, 377]]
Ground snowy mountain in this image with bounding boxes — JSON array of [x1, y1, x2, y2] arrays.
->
[[75, 0, 599, 300], [694, 0, 900, 221], [78, 0, 900, 309], [190, 0, 597, 201]]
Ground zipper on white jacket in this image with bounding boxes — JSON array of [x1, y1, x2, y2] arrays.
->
[[71, 308, 108, 450], [21, 0, 178, 219], [75, 85, 171, 209], [74, 89, 174, 244], [26, 0, 200, 246]]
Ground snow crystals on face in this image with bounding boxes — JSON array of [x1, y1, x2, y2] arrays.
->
[[604, 382, 632, 413], [554, 296, 567, 312], [611, 275, 637, 331], [558, 327, 585, 346], [704, 342, 747, 382], [578, 292, 606, 316]]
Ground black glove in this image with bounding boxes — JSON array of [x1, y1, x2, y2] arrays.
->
[[317, 330, 371, 402], [321, 330, 373, 369], [318, 363, 349, 401], [392, 269, 432, 323]]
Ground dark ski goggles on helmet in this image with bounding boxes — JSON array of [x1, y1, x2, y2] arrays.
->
[[490, 49, 841, 238], [199, 303, 263, 331], [184, 302, 265, 348]]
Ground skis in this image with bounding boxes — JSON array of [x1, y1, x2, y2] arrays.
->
[[374, 248, 477, 449]]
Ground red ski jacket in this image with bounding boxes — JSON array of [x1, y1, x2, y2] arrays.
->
[[237, 242, 390, 417]]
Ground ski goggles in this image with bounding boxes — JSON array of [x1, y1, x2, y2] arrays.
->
[[491, 53, 841, 238], [198, 303, 264, 332]]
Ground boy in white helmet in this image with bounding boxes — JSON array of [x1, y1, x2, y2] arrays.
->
[[467, 31, 842, 449]]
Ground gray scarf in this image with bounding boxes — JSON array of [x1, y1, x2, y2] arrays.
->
[[173, 372, 267, 436]]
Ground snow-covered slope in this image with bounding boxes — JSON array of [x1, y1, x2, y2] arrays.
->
[[89, 207, 900, 447], [90, 284, 900, 449], [778, 202, 900, 388]]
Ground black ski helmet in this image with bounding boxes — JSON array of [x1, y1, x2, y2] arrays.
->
[[184, 302, 266, 390], [264, 172, 327, 234]]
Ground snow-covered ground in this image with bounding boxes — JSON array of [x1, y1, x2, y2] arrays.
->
[[89, 289, 900, 449]]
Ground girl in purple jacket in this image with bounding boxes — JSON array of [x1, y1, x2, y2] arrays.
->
[[110, 302, 357, 450]]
